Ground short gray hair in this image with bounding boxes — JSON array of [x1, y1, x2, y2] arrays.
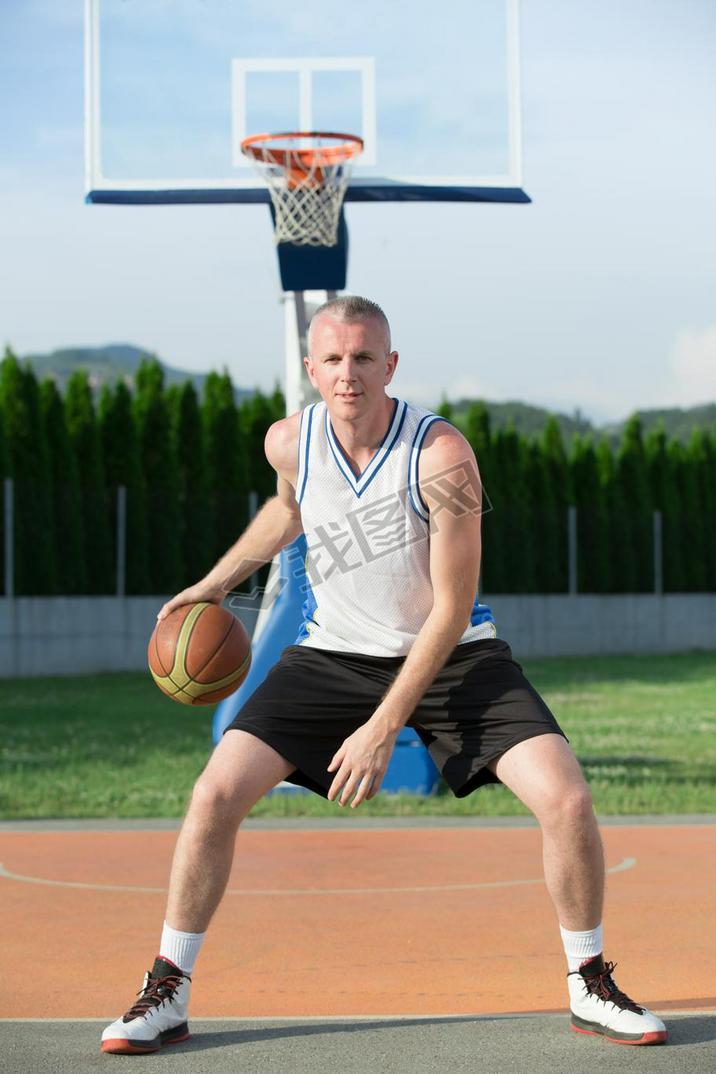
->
[[307, 295, 391, 354]]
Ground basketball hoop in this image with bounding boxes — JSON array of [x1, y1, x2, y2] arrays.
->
[[240, 131, 363, 247]]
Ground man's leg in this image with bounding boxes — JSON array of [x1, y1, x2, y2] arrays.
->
[[488, 732, 666, 1045], [488, 732, 603, 930], [101, 730, 295, 1054], [166, 729, 295, 932]]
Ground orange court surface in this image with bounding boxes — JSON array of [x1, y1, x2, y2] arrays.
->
[[0, 819, 713, 1021]]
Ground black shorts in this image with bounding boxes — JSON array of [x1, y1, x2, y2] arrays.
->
[[225, 637, 567, 799]]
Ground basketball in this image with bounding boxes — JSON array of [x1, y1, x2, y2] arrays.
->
[[148, 602, 251, 706]]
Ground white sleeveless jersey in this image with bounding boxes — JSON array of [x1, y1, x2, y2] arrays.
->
[[293, 396, 496, 657]]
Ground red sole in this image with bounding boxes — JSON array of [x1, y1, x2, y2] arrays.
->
[[571, 1024, 667, 1046], [101, 1032, 190, 1054]]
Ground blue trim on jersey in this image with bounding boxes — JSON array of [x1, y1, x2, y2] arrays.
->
[[415, 416, 448, 514], [470, 597, 495, 627], [357, 402, 407, 497], [407, 483, 429, 522], [297, 404, 316, 505], [326, 398, 407, 498], [326, 424, 359, 489], [326, 397, 398, 487], [408, 415, 448, 520], [295, 554, 320, 642]]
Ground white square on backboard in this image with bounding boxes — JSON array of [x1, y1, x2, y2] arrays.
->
[[231, 58, 377, 168]]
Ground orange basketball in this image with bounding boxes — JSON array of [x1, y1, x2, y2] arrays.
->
[[148, 602, 251, 705]]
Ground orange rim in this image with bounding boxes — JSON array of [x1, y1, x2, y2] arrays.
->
[[240, 131, 364, 170]]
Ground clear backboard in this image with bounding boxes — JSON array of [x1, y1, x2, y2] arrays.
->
[[85, 0, 528, 205]]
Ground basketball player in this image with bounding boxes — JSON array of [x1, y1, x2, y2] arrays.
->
[[101, 297, 666, 1053]]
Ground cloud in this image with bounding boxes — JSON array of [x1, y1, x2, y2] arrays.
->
[[668, 326, 716, 407], [390, 375, 501, 409], [389, 379, 442, 407], [447, 376, 505, 402]]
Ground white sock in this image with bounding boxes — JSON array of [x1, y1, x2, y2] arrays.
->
[[559, 923, 604, 972], [159, 921, 206, 976]]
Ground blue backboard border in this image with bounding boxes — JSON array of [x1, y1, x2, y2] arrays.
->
[[86, 184, 531, 205]]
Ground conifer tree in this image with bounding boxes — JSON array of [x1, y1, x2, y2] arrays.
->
[[133, 357, 183, 593], [436, 395, 454, 422], [246, 380, 285, 596], [685, 429, 714, 590], [526, 439, 560, 592], [597, 436, 637, 592], [164, 385, 181, 433], [462, 402, 504, 593], [171, 381, 212, 584], [0, 404, 5, 593], [269, 380, 285, 421], [695, 428, 716, 590], [40, 379, 87, 594], [672, 434, 706, 591], [0, 350, 57, 594], [645, 424, 684, 592], [493, 425, 535, 592], [569, 436, 609, 592], [240, 388, 282, 501], [539, 417, 571, 591], [203, 370, 250, 587], [464, 402, 491, 476], [65, 370, 113, 593], [665, 440, 690, 590], [616, 416, 652, 592], [99, 381, 151, 594], [23, 367, 58, 593]]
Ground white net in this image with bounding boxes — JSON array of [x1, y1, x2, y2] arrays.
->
[[241, 133, 363, 247]]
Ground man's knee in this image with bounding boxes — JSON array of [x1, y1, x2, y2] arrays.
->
[[189, 768, 253, 824], [187, 730, 293, 825], [539, 777, 595, 830]]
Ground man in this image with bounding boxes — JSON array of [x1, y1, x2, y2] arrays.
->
[[101, 296, 666, 1054]]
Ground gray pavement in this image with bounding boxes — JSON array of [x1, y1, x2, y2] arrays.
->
[[2, 1014, 715, 1074]]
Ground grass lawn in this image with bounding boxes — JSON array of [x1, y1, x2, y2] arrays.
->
[[0, 651, 714, 819]]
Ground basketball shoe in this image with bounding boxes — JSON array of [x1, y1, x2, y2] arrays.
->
[[568, 954, 667, 1045], [101, 956, 191, 1054]]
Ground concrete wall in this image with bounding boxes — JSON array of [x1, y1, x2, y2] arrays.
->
[[0, 597, 261, 679], [485, 594, 716, 658], [0, 594, 714, 678]]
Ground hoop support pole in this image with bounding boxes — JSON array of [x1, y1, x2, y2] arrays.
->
[[284, 290, 337, 415]]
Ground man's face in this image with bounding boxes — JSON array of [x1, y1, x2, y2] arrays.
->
[[304, 316, 398, 417]]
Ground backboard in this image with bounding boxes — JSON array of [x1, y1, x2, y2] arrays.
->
[[85, 0, 529, 205]]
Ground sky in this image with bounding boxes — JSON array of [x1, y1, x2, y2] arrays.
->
[[1, 0, 715, 424]]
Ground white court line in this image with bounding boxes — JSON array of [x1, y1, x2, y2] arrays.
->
[[0, 857, 636, 896]]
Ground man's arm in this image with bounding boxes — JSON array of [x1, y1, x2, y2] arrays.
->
[[157, 413, 303, 620], [327, 422, 484, 805]]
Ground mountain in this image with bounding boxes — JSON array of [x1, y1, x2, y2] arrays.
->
[[20, 344, 256, 405], [600, 404, 716, 446], [445, 397, 715, 447], [446, 398, 595, 443], [15, 345, 716, 445]]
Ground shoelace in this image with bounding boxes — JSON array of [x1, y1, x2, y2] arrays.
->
[[123, 972, 183, 1020], [582, 961, 644, 1014]]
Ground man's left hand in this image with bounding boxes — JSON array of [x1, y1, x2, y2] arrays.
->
[[327, 716, 399, 808]]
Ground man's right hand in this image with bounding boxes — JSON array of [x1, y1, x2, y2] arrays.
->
[[156, 580, 224, 622]]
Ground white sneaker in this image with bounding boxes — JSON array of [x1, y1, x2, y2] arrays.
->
[[101, 956, 191, 1055], [568, 954, 667, 1045]]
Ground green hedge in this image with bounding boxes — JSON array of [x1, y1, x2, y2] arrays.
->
[[0, 348, 714, 595], [0, 349, 284, 595]]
